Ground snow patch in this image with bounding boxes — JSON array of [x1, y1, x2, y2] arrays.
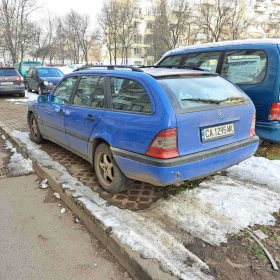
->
[[8, 152, 34, 176], [10, 130, 212, 280], [53, 192, 60, 199], [153, 176, 280, 246], [60, 208, 66, 214], [6, 91, 38, 104], [2, 135, 6, 140], [39, 178, 49, 189], [227, 156, 280, 194]]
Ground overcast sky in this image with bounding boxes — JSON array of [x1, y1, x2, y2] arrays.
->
[[35, 0, 104, 24]]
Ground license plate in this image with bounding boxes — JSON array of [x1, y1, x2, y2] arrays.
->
[[1, 82, 13, 85], [201, 123, 234, 141]]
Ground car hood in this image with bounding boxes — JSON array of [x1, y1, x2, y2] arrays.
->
[[40, 77, 62, 84]]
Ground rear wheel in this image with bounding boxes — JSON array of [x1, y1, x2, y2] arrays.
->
[[94, 143, 131, 193], [29, 113, 44, 144]]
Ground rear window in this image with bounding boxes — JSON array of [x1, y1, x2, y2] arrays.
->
[[158, 75, 247, 112], [0, 69, 19, 76]]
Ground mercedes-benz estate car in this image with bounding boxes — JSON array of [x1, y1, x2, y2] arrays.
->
[[27, 66, 259, 193]]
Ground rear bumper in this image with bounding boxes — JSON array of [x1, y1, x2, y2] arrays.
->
[[256, 121, 280, 143], [0, 86, 25, 94], [112, 136, 259, 186]]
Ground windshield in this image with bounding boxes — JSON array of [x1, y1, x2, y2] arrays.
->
[[37, 68, 64, 77], [21, 63, 40, 72], [158, 75, 247, 111]]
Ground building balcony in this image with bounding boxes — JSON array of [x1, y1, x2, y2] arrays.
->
[[271, 0, 280, 4], [201, 0, 214, 6]]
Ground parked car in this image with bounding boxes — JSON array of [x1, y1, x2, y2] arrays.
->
[[14, 61, 42, 83], [0, 67, 25, 97], [26, 66, 64, 95], [156, 39, 280, 143], [27, 66, 259, 193]]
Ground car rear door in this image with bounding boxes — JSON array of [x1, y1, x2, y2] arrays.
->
[[39, 76, 78, 146], [64, 75, 106, 157]]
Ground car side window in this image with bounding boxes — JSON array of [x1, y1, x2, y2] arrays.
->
[[110, 77, 151, 113], [91, 77, 105, 108], [221, 50, 267, 84], [52, 77, 77, 104], [73, 76, 100, 107], [182, 52, 220, 72], [158, 55, 182, 65]]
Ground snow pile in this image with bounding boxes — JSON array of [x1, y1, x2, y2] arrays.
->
[[10, 130, 212, 280], [153, 176, 280, 246], [4, 139, 34, 176], [2, 135, 6, 140], [227, 156, 280, 194], [53, 192, 60, 199], [8, 153, 34, 176]]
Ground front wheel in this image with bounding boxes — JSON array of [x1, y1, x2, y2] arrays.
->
[[29, 113, 44, 144], [38, 85, 43, 95], [94, 143, 131, 193]]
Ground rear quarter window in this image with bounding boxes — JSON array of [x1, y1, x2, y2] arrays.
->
[[158, 55, 182, 65], [221, 50, 267, 84]]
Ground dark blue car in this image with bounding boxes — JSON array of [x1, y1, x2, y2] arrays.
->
[[26, 66, 64, 95], [157, 39, 280, 143], [27, 66, 259, 193]]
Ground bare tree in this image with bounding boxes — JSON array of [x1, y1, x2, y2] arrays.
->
[[198, 0, 234, 42], [227, 0, 250, 40], [0, 0, 39, 64], [98, 0, 122, 64], [262, 10, 280, 38]]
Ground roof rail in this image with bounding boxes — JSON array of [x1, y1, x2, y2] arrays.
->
[[139, 65, 205, 71], [73, 65, 144, 72]]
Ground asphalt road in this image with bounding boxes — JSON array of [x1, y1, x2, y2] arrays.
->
[[0, 138, 131, 280]]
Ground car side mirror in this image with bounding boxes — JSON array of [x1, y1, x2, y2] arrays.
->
[[38, 94, 50, 103]]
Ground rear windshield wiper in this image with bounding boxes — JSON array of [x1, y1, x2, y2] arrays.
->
[[181, 97, 221, 104], [181, 96, 245, 104]]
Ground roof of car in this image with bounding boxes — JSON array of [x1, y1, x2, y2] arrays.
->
[[69, 67, 213, 78], [162, 38, 280, 57]]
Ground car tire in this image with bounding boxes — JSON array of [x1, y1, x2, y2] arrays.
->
[[26, 82, 32, 92], [38, 85, 43, 95], [94, 143, 131, 193], [29, 113, 44, 144], [19, 92, 25, 97]]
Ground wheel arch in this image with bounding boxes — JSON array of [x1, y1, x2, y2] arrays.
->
[[89, 137, 109, 164]]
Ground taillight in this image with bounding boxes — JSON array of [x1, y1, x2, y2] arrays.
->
[[250, 114, 256, 137], [146, 128, 179, 159], [269, 102, 280, 120], [15, 76, 24, 82]]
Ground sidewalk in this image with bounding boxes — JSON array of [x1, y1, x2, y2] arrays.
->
[[0, 137, 131, 280]]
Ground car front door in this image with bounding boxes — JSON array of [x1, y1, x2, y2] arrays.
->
[[64, 75, 106, 157], [39, 76, 78, 147]]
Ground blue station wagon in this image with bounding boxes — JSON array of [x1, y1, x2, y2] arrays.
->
[[157, 39, 280, 143], [27, 66, 259, 193]]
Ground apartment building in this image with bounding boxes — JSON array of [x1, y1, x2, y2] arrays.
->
[[102, 0, 280, 65]]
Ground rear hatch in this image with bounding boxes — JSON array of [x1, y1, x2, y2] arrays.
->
[[0, 68, 23, 86], [158, 74, 255, 156]]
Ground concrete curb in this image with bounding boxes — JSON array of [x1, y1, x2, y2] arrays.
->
[[0, 121, 177, 280]]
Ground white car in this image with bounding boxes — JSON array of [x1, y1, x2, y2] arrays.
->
[[56, 66, 73, 75]]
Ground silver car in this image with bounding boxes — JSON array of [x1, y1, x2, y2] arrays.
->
[[0, 67, 25, 97]]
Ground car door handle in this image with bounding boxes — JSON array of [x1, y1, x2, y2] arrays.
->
[[85, 115, 95, 122], [58, 109, 65, 116]]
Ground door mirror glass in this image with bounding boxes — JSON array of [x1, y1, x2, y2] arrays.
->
[[38, 95, 49, 103]]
